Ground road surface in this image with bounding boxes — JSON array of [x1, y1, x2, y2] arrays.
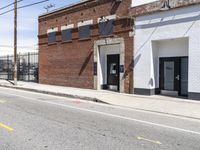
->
[[0, 87, 200, 150]]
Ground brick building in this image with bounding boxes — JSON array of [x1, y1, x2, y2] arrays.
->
[[39, 0, 200, 99], [38, 0, 134, 93]]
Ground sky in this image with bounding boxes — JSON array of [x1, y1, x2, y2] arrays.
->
[[0, 0, 152, 56], [0, 0, 77, 56]]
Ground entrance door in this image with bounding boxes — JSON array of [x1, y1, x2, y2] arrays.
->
[[160, 57, 188, 96], [160, 57, 180, 96], [107, 54, 120, 91]]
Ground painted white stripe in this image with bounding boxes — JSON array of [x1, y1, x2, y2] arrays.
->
[[97, 14, 116, 23], [0, 87, 199, 122], [137, 136, 162, 145], [0, 100, 6, 103], [77, 20, 93, 27], [47, 27, 58, 33], [61, 24, 74, 30], [3, 92, 200, 136]]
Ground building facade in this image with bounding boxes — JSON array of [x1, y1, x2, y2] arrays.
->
[[38, 0, 134, 93], [131, 0, 200, 100], [39, 0, 200, 100]]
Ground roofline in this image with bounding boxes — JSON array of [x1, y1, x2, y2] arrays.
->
[[39, 0, 92, 18], [130, 0, 200, 17]]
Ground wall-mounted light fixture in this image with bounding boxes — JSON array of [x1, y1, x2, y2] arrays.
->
[[99, 16, 109, 23], [160, 0, 171, 11]]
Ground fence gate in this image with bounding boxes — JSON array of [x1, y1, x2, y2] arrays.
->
[[0, 52, 38, 82]]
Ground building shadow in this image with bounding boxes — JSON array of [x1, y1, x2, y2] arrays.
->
[[79, 50, 93, 76], [110, 1, 121, 15]]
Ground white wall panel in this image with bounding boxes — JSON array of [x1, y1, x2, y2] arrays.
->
[[132, 0, 158, 7], [134, 4, 200, 93]]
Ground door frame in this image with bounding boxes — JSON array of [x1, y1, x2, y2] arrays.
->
[[159, 56, 188, 96], [94, 38, 125, 93]]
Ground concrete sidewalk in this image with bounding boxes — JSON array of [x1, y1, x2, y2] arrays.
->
[[0, 79, 200, 120]]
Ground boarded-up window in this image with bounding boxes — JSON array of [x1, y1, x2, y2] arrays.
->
[[79, 25, 90, 39], [62, 29, 72, 41], [99, 20, 113, 36], [48, 32, 56, 44]]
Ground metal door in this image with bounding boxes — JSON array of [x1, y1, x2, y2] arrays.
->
[[107, 54, 120, 91], [160, 57, 180, 95]]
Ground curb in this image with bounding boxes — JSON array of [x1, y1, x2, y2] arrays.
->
[[0, 84, 108, 104], [0, 84, 200, 121]]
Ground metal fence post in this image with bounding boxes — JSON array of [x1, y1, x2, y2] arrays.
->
[[28, 52, 30, 81], [7, 55, 9, 80]]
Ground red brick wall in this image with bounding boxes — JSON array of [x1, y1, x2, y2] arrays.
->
[[38, 0, 133, 93]]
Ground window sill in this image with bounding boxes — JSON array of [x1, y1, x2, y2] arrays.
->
[[78, 38, 91, 41], [61, 40, 73, 44], [48, 42, 57, 46], [99, 34, 114, 38]]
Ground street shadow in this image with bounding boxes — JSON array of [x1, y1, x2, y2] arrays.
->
[[6, 79, 15, 85], [133, 54, 141, 68]]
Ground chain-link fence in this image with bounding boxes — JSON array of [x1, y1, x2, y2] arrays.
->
[[0, 52, 38, 82]]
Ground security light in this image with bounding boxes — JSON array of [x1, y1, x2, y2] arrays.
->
[[99, 16, 109, 23]]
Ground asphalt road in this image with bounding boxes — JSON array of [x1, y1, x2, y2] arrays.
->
[[0, 87, 200, 150]]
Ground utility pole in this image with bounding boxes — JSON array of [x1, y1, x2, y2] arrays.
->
[[14, 0, 17, 85]]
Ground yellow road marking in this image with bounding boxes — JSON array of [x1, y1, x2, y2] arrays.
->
[[0, 100, 6, 103], [0, 123, 14, 132], [137, 137, 162, 145]]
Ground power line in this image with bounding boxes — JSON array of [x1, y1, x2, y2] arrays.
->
[[18, 0, 49, 9], [0, 0, 23, 11], [0, 45, 38, 49], [0, 0, 49, 16], [0, 49, 38, 51]]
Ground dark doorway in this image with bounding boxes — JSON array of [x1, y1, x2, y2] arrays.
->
[[107, 54, 120, 91], [159, 57, 188, 96]]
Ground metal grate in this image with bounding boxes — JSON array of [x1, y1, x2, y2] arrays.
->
[[0, 52, 38, 82]]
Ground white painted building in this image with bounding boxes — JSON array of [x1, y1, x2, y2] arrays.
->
[[132, 0, 200, 100], [132, 0, 158, 7]]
